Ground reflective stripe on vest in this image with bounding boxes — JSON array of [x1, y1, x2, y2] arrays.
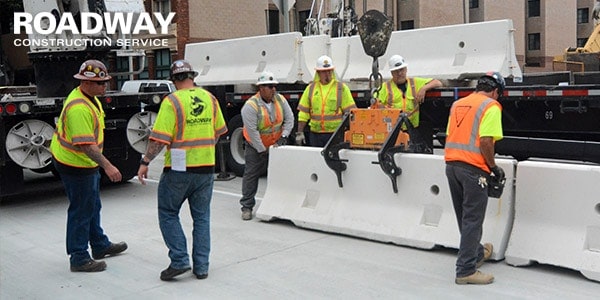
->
[[306, 81, 343, 132], [385, 78, 417, 115], [152, 89, 220, 167], [445, 97, 496, 173], [51, 89, 105, 168], [243, 93, 285, 147]]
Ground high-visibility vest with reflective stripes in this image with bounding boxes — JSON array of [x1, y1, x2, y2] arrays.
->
[[242, 93, 285, 148], [444, 93, 501, 173], [379, 78, 419, 128], [298, 80, 355, 133], [50, 87, 104, 168], [150, 88, 227, 167]]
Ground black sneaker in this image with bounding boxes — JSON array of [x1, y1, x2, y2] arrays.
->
[[194, 272, 208, 280], [160, 266, 191, 281], [70, 260, 107, 272], [92, 242, 128, 259]]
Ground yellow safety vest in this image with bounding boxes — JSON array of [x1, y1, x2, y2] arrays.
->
[[50, 87, 104, 168], [150, 88, 227, 168]]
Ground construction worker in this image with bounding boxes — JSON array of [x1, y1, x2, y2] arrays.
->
[[51, 59, 127, 273], [137, 60, 227, 281], [377, 55, 443, 128], [239, 71, 294, 221], [444, 71, 506, 285], [296, 55, 357, 147]]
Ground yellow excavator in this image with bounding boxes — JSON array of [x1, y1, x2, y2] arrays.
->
[[553, 23, 600, 72]]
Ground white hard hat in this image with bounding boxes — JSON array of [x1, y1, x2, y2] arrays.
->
[[388, 55, 408, 71], [256, 71, 278, 85], [315, 55, 335, 71]]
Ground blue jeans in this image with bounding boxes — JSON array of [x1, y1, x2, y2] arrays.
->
[[446, 164, 488, 277], [60, 170, 111, 266], [157, 171, 213, 275], [309, 132, 333, 147]]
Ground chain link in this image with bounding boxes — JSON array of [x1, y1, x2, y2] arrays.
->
[[368, 58, 383, 106]]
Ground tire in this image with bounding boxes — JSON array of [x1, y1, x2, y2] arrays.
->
[[225, 115, 246, 177]]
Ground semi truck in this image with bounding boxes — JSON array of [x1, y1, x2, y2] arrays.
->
[[0, 0, 167, 198], [182, 18, 599, 177]]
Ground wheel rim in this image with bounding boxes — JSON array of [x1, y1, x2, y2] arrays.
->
[[126, 111, 158, 153], [5, 119, 54, 169]]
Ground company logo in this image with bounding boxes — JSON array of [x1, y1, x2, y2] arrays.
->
[[12, 12, 175, 48]]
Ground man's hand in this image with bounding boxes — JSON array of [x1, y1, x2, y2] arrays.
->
[[275, 136, 288, 146], [295, 132, 306, 145], [490, 165, 505, 180], [137, 165, 149, 185]]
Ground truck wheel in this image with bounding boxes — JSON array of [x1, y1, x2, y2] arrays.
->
[[5, 120, 54, 170], [126, 111, 158, 154], [225, 115, 246, 176]]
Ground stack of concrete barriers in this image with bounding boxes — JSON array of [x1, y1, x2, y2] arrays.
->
[[256, 146, 600, 282]]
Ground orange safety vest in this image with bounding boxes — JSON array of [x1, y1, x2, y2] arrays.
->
[[444, 94, 500, 173], [243, 93, 285, 148]]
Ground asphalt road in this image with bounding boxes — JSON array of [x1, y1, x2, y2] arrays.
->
[[1, 163, 599, 299]]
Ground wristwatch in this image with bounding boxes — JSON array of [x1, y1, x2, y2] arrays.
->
[[140, 157, 150, 166]]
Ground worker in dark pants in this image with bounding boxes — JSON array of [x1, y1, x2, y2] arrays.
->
[[445, 71, 506, 285], [239, 71, 294, 220]]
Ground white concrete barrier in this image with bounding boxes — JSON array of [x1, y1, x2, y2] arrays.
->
[[505, 160, 600, 282], [257, 146, 516, 260]]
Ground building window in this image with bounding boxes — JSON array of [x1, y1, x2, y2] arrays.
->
[[577, 38, 588, 47], [469, 0, 479, 9], [267, 9, 280, 34], [155, 49, 171, 79], [528, 0, 540, 17], [528, 33, 540, 50], [400, 20, 414, 30], [153, 0, 171, 20], [577, 8, 589, 24]]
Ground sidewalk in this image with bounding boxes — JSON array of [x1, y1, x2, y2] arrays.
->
[[1, 174, 598, 299]]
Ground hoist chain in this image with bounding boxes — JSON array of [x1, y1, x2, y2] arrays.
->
[[368, 58, 383, 106]]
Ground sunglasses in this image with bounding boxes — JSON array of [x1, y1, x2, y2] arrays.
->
[[93, 81, 109, 85]]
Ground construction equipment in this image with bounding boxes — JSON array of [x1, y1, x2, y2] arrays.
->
[[0, 0, 168, 198], [553, 22, 600, 72], [181, 10, 600, 282]]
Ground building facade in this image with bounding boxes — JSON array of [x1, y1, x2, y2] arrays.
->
[[143, 0, 600, 78]]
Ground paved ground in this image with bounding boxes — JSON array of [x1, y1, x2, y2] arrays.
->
[[1, 163, 599, 299]]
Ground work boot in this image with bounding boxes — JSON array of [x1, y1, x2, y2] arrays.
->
[[160, 266, 191, 281], [241, 208, 253, 221], [476, 243, 493, 268], [70, 260, 107, 272], [455, 270, 494, 285], [92, 242, 128, 259]]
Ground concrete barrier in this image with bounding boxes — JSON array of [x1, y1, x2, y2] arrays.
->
[[505, 160, 600, 282], [257, 146, 516, 260]]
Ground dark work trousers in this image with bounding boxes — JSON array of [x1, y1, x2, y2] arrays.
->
[[445, 164, 488, 278], [239, 142, 269, 211], [309, 132, 333, 147]]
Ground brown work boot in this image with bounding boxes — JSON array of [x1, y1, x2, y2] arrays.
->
[[476, 243, 493, 268], [241, 208, 253, 221], [455, 270, 494, 285], [70, 260, 107, 272]]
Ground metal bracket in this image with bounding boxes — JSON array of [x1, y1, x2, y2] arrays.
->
[[321, 114, 351, 188]]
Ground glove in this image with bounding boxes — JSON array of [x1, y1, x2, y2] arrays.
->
[[490, 165, 505, 180], [295, 132, 306, 146], [276, 135, 288, 146]]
